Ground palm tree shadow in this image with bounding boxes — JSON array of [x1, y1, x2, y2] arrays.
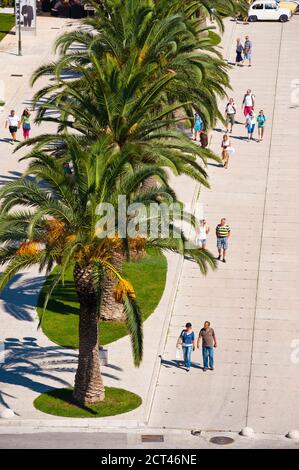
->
[[0, 171, 36, 186], [0, 337, 78, 410], [0, 274, 46, 321]]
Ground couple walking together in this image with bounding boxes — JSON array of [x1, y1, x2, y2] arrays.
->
[[176, 322, 217, 372]]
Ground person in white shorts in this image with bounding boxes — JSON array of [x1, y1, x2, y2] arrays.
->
[[195, 219, 210, 250]]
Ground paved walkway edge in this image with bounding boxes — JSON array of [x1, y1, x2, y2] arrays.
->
[[143, 253, 184, 424]]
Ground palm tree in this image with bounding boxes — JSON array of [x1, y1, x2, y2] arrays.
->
[[15, 0, 224, 323], [0, 135, 216, 405], [31, 0, 230, 130], [19, 51, 221, 320]]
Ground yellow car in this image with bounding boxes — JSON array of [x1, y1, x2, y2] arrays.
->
[[276, 1, 298, 13]]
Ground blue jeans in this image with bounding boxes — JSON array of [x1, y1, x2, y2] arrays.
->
[[202, 346, 214, 369], [183, 346, 192, 368]]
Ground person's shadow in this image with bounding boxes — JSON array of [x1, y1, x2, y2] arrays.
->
[[161, 358, 204, 370]]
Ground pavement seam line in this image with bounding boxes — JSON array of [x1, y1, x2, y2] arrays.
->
[[244, 22, 285, 428]]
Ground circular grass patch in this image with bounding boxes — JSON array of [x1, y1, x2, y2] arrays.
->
[[34, 387, 142, 418], [37, 249, 167, 348]]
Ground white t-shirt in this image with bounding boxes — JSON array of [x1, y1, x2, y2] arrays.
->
[[7, 115, 20, 127], [246, 115, 256, 126], [226, 103, 236, 114], [244, 94, 254, 107]]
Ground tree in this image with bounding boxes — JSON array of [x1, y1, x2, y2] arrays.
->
[[0, 135, 216, 405], [16, 0, 224, 322], [31, 0, 230, 130]]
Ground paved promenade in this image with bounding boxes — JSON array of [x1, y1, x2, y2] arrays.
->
[[149, 17, 299, 435], [0, 13, 299, 442]]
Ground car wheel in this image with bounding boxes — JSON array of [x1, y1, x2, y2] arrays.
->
[[248, 15, 258, 22], [279, 14, 288, 22]]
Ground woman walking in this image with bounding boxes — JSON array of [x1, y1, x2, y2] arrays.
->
[[176, 322, 195, 372], [256, 110, 266, 142], [245, 111, 256, 141], [221, 134, 232, 169], [236, 38, 244, 66], [195, 219, 210, 250], [193, 112, 203, 141], [21, 108, 31, 140]]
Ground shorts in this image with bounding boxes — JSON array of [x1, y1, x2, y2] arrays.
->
[[244, 106, 253, 116], [226, 113, 235, 125], [196, 238, 207, 246], [9, 126, 18, 134], [247, 124, 255, 134], [244, 52, 251, 60], [217, 237, 228, 250]]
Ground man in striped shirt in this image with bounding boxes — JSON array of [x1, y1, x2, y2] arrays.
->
[[216, 218, 231, 263]]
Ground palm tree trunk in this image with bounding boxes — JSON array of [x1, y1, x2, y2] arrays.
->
[[73, 264, 105, 405], [100, 250, 125, 321], [139, 176, 157, 193]]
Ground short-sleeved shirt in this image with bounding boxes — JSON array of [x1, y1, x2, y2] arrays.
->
[[200, 328, 215, 347], [216, 224, 230, 238], [246, 115, 256, 126], [244, 40, 252, 52], [256, 115, 266, 128], [7, 114, 20, 127], [180, 330, 195, 347]]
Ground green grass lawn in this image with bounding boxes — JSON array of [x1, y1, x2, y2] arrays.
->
[[37, 249, 167, 348], [0, 13, 15, 42], [34, 387, 142, 418]]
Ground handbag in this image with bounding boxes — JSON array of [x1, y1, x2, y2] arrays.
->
[[176, 347, 183, 361]]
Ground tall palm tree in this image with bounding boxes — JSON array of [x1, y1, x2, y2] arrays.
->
[[0, 135, 216, 405], [31, 0, 230, 130], [16, 0, 224, 322]]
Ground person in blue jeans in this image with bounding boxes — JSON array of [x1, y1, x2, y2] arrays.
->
[[197, 321, 218, 372], [176, 322, 195, 372]]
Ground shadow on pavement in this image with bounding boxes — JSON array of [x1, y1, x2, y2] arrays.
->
[[0, 274, 46, 321], [0, 338, 77, 408]]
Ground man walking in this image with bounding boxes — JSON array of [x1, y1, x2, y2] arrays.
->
[[242, 89, 255, 118], [243, 35, 252, 67], [5, 110, 21, 143], [197, 321, 217, 372], [216, 218, 230, 263]]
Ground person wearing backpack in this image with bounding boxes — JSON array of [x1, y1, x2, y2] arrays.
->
[[242, 89, 255, 118], [225, 98, 237, 133], [176, 322, 195, 372]]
